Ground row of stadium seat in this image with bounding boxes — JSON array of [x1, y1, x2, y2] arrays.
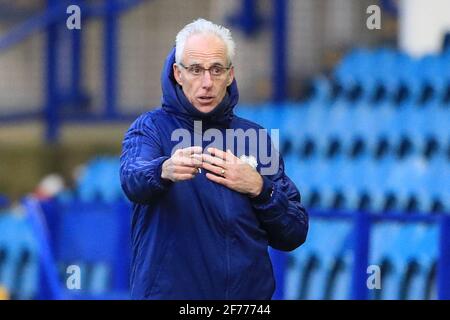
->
[[237, 103, 449, 161], [285, 218, 438, 300], [281, 134, 449, 160], [62, 146, 449, 214], [285, 155, 449, 214], [238, 102, 449, 144], [312, 47, 450, 105], [235, 102, 449, 213], [62, 154, 449, 215]]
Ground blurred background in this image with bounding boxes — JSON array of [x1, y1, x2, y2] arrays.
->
[[0, 0, 449, 300]]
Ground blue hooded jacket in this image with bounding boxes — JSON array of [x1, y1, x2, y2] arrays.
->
[[120, 47, 308, 299]]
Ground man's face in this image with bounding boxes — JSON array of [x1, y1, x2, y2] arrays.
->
[[173, 33, 234, 113]]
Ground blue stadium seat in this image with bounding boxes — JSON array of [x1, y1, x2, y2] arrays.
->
[[376, 49, 403, 100], [300, 101, 330, 155], [384, 158, 419, 212], [334, 48, 372, 92], [280, 105, 310, 154], [283, 155, 313, 205], [426, 156, 450, 212], [397, 55, 423, 104], [286, 219, 351, 299], [369, 222, 439, 300], [0, 212, 38, 299], [420, 54, 447, 102], [341, 158, 376, 211], [306, 221, 351, 300], [407, 224, 438, 299], [309, 75, 332, 103], [365, 157, 398, 213], [323, 99, 355, 157], [381, 224, 424, 299], [351, 101, 379, 156], [369, 222, 402, 299], [76, 157, 125, 203]]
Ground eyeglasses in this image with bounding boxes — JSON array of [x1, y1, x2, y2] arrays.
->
[[179, 62, 232, 79]]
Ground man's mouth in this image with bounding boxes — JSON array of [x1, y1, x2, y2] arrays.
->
[[198, 96, 214, 104]]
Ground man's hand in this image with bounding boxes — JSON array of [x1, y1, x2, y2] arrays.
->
[[201, 147, 263, 197], [161, 146, 203, 182]]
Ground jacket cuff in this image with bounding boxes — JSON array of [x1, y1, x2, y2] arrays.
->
[[152, 156, 172, 190], [250, 175, 274, 206]]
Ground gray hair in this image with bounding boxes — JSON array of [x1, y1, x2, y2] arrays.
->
[[175, 18, 235, 65]]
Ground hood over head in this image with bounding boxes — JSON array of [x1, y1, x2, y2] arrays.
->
[[160, 46, 239, 128]]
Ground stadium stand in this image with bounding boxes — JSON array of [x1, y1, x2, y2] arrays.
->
[[0, 44, 448, 298], [0, 157, 130, 299], [235, 46, 450, 299]]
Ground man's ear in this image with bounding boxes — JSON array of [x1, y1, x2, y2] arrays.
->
[[173, 63, 183, 86], [226, 66, 235, 86]]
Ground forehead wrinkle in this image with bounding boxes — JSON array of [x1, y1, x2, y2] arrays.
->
[[184, 49, 227, 62], [182, 33, 229, 65]]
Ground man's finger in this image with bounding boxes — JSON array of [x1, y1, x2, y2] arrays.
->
[[202, 162, 224, 176], [190, 154, 203, 161], [205, 172, 228, 186], [175, 156, 202, 167], [189, 154, 204, 166], [181, 146, 203, 156], [207, 148, 240, 165], [174, 165, 200, 175], [202, 154, 226, 168], [207, 147, 228, 160]]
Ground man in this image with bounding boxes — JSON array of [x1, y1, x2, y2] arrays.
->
[[120, 18, 308, 299]]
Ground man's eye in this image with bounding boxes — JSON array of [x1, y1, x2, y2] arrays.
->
[[211, 67, 222, 75], [190, 67, 202, 74]]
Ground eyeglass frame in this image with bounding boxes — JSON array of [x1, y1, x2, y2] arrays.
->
[[178, 62, 233, 79]]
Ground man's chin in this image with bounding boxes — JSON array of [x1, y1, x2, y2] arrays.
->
[[193, 104, 217, 114]]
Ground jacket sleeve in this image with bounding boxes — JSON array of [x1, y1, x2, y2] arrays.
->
[[120, 113, 171, 204], [250, 146, 309, 252]]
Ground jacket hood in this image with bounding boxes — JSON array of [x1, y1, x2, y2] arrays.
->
[[161, 46, 239, 128]]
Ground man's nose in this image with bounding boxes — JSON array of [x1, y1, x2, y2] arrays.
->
[[201, 70, 213, 88]]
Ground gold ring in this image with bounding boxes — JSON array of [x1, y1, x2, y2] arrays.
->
[[221, 169, 225, 176]]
